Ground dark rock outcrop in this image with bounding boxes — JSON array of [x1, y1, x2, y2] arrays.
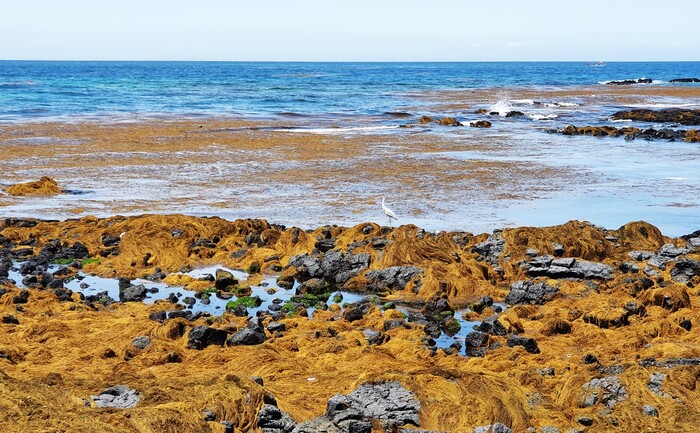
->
[[670, 78, 700, 83], [187, 326, 228, 350], [464, 331, 489, 357], [215, 269, 238, 291], [258, 404, 297, 433], [364, 266, 422, 292], [228, 317, 267, 346], [506, 335, 540, 354], [605, 78, 653, 85], [550, 124, 700, 142]]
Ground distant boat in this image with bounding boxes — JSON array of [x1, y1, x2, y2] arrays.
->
[[588, 61, 606, 67]]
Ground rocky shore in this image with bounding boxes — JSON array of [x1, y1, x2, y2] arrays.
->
[[1, 214, 699, 432]]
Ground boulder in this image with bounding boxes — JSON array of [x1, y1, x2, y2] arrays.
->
[[469, 120, 492, 128], [91, 385, 140, 409], [580, 376, 628, 408], [605, 78, 653, 85], [228, 317, 266, 346], [119, 284, 147, 302], [464, 331, 489, 357], [477, 315, 507, 336], [365, 266, 422, 292], [215, 269, 238, 291], [523, 255, 613, 280], [505, 280, 558, 305], [288, 251, 370, 286], [187, 326, 228, 350], [506, 335, 540, 354], [471, 232, 504, 266], [342, 381, 420, 428], [436, 117, 463, 126], [671, 258, 700, 283], [258, 404, 298, 433], [131, 336, 151, 350]]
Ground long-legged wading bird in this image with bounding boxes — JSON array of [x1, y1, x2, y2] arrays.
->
[[381, 196, 398, 228]]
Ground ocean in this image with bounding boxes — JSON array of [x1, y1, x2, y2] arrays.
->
[[1, 61, 700, 236], [1, 61, 700, 121]]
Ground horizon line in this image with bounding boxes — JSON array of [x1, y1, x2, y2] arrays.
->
[[2, 59, 700, 63]]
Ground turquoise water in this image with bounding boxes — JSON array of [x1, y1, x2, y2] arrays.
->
[[1, 61, 700, 120]]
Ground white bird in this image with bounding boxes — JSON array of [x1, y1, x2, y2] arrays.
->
[[381, 196, 398, 228]]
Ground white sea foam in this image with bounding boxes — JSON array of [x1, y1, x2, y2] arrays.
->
[[548, 102, 580, 108], [273, 125, 400, 134], [667, 177, 686, 181], [489, 99, 513, 116], [510, 99, 535, 106], [610, 119, 633, 123], [529, 113, 558, 121], [625, 102, 699, 109]]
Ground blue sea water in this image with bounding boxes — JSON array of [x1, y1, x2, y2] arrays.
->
[[1, 61, 700, 120]]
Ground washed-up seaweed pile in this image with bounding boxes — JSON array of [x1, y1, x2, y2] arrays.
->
[[1, 213, 699, 433]]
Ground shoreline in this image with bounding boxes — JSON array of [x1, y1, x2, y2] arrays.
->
[[1, 212, 699, 432]]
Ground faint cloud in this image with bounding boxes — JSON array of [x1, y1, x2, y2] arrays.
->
[[507, 42, 524, 48]]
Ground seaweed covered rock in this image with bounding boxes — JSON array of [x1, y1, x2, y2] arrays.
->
[[611, 108, 700, 125], [5, 176, 61, 196]]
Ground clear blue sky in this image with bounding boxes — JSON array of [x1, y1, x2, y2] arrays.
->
[[1, 0, 697, 61]]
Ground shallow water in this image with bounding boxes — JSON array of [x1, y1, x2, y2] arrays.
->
[[2, 62, 700, 236], [7, 263, 366, 317]]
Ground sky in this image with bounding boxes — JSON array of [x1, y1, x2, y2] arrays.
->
[[0, 0, 697, 61]]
